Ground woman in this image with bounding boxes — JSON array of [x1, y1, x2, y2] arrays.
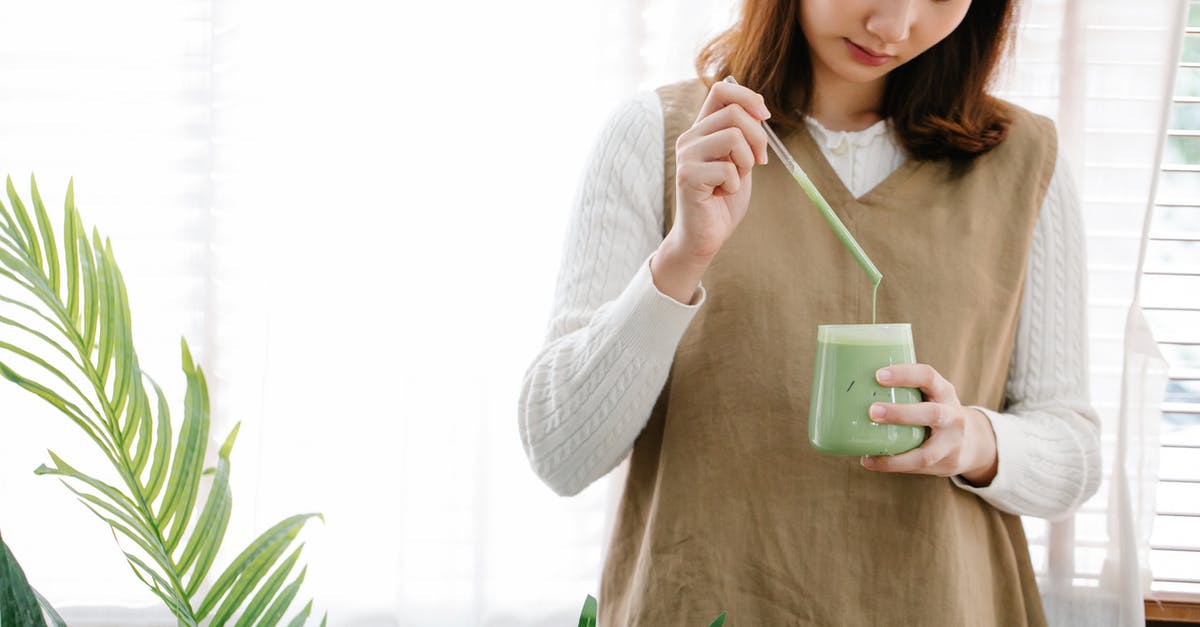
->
[[519, 0, 1101, 624]]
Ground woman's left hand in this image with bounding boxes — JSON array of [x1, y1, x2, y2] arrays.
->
[[861, 364, 999, 486]]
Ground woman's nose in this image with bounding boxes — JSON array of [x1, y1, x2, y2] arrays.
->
[[865, 0, 915, 45]]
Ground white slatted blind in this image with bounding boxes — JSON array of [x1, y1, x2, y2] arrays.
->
[[1144, 1, 1200, 600], [988, 4, 1186, 608]]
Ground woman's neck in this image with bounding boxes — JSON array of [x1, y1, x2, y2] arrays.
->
[[806, 60, 888, 132]]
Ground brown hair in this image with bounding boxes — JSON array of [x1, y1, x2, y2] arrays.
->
[[695, 1, 1017, 162]]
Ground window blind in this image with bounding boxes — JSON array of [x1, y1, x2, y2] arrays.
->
[[1143, 2, 1200, 600], [984, 0, 1189, 600]]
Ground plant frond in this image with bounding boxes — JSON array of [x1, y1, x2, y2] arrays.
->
[[1, 179, 323, 625], [235, 543, 304, 627], [196, 513, 322, 621], [255, 565, 307, 626]]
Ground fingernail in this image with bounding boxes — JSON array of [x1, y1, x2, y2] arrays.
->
[[759, 106, 772, 120], [861, 456, 874, 468], [869, 403, 885, 420], [876, 368, 891, 383]]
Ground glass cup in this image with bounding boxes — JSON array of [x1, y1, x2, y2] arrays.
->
[[808, 323, 925, 456]]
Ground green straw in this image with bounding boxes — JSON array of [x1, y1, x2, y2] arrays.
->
[[722, 76, 882, 287]]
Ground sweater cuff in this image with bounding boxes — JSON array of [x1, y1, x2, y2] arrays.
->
[[602, 252, 706, 357], [949, 406, 1029, 512]]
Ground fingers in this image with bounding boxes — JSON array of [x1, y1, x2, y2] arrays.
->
[[861, 437, 954, 475], [696, 80, 771, 123], [677, 160, 743, 196], [677, 95, 769, 195], [868, 401, 956, 429], [876, 364, 959, 404], [685, 103, 771, 166], [679, 126, 759, 181]]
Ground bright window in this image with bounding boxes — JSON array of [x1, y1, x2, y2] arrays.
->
[[1144, 1, 1200, 602]]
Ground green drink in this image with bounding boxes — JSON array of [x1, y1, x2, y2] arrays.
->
[[808, 324, 924, 456]]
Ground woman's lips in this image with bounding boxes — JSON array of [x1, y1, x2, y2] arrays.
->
[[844, 38, 893, 67]]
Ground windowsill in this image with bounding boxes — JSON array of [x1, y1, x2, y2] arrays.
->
[[54, 605, 398, 627], [1146, 594, 1200, 624]]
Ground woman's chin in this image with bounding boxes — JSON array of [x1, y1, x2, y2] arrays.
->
[[831, 62, 894, 84]]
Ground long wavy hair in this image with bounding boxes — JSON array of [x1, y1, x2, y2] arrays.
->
[[695, 0, 1018, 161]]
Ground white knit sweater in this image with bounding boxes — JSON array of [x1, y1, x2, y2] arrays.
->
[[519, 91, 1102, 520]]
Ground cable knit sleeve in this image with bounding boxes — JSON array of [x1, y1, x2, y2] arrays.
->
[[518, 92, 705, 497], [950, 151, 1103, 520]]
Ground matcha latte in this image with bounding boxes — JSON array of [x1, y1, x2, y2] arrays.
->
[[808, 323, 924, 456]]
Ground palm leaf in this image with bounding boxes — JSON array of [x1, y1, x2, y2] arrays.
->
[[178, 423, 237, 583], [235, 543, 304, 627], [63, 180, 80, 325], [157, 339, 210, 553], [6, 176, 44, 277], [196, 513, 322, 621], [0, 176, 323, 623], [0, 187, 27, 254], [257, 564, 308, 626], [74, 210, 98, 361], [91, 232, 114, 398], [108, 245, 138, 439], [126, 372, 153, 473], [0, 337, 101, 421], [0, 361, 115, 460], [143, 373, 173, 502], [28, 175, 60, 296], [286, 600, 314, 627]]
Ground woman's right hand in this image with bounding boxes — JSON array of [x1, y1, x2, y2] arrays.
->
[[672, 80, 771, 260], [651, 80, 771, 303]]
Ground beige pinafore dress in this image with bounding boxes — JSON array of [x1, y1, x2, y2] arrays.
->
[[598, 79, 1056, 626]]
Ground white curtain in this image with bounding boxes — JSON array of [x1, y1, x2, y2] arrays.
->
[[207, 0, 744, 623], [2, 0, 693, 624], [991, 1, 1183, 625], [0, 1, 1183, 626]]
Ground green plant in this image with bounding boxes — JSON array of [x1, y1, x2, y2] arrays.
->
[[575, 594, 727, 626], [577, 595, 596, 627], [1, 531, 66, 627], [0, 175, 323, 625]]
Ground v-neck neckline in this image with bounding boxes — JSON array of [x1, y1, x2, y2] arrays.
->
[[788, 122, 921, 208]]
